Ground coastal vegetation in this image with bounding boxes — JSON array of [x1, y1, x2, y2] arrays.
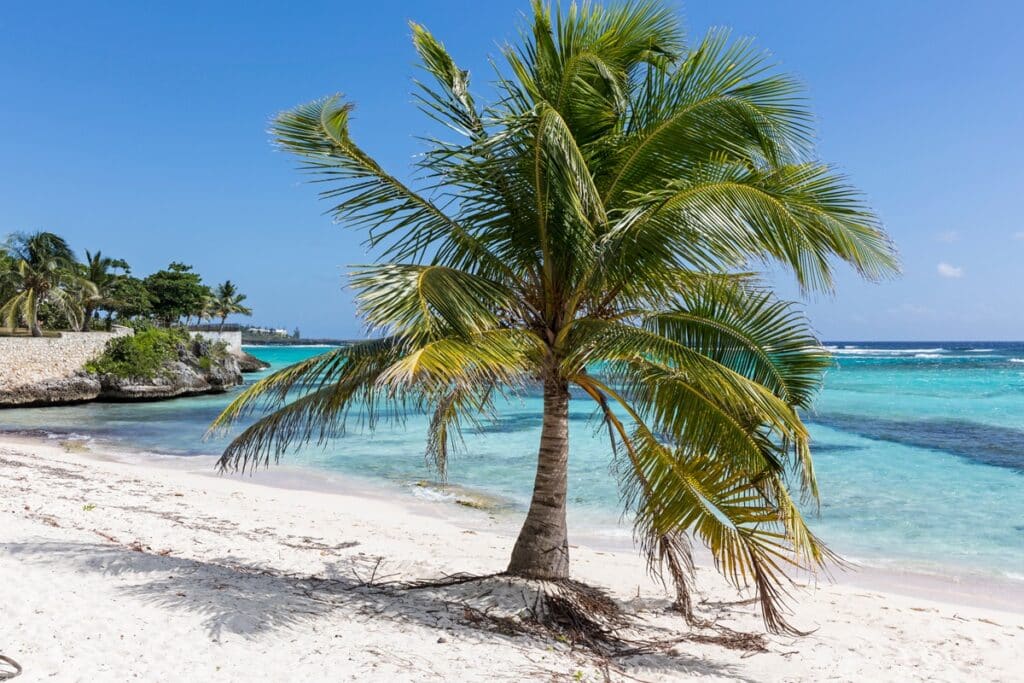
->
[[83, 327, 242, 400], [0, 231, 260, 406], [0, 232, 96, 336], [84, 327, 194, 379], [214, 0, 897, 634], [0, 231, 253, 335]]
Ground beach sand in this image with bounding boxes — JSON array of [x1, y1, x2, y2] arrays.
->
[[1, 435, 1021, 682]]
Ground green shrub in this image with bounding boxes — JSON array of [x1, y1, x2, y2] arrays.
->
[[207, 340, 230, 361], [123, 318, 156, 333], [86, 327, 189, 379]]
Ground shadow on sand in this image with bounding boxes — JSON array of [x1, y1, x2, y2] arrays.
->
[[3, 539, 755, 680]]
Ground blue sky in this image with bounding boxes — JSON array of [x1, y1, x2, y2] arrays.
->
[[2, 1, 1021, 340]]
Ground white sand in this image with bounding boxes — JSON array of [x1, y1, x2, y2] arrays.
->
[[1, 435, 1021, 682]]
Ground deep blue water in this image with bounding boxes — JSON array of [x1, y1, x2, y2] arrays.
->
[[3, 341, 1023, 580]]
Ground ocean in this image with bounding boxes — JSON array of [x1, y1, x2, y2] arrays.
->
[[2, 342, 1023, 582]]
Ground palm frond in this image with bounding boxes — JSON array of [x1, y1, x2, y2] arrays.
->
[[410, 22, 483, 139], [213, 338, 407, 471], [604, 160, 898, 293], [424, 383, 498, 481], [574, 373, 831, 634], [647, 278, 830, 408], [378, 328, 545, 391], [565, 319, 810, 476], [349, 264, 522, 341], [604, 29, 813, 203], [272, 96, 512, 278]]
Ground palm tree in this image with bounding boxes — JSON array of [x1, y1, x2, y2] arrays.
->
[[211, 280, 252, 331], [198, 293, 217, 327], [1, 232, 95, 336], [213, 1, 897, 632], [80, 250, 129, 331]]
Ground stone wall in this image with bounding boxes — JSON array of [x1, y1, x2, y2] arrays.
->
[[189, 330, 243, 354], [0, 327, 133, 390]]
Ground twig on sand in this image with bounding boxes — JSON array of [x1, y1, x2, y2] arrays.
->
[[684, 625, 768, 654], [403, 572, 503, 590], [345, 557, 401, 590], [92, 529, 119, 543]]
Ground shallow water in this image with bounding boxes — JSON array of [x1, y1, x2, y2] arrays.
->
[[3, 342, 1023, 581]]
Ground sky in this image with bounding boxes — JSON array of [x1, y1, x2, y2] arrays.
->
[[2, 1, 1022, 340]]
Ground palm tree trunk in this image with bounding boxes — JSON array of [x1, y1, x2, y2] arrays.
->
[[507, 375, 571, 579]]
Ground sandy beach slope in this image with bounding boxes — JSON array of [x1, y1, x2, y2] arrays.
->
[[1, 435, 1021, 682]]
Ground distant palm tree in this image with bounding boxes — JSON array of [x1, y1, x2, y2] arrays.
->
[[211, 280, 252, 331], [214, 2, 897, 632], [1, 232, 96, 336], [80, 250, 129, 331], [198, 294, 217, 327]]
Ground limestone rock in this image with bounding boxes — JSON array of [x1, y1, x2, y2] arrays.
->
[[0, 373, 101, 407], [235, 350, 270, 373], [96, 345, 243, 401]]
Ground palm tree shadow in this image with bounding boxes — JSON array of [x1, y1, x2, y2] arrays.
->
[[4, 540, 755, 680], [3, 540, 373, 640]]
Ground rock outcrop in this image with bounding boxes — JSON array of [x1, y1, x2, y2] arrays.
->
[[0, 374, 101, 407], [93, 339, 243, 401], [234, 350, 270, 373]]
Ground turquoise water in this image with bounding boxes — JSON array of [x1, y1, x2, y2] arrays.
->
[[2, 342, 1023, 580]]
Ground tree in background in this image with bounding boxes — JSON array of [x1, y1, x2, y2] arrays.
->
[[105, 275, 152, 327], [0, 249, 14, 308], [0, 231, 96, 335], [214, 2, 898, 633], [80, 250, 130, 330], [211, 280, 252, 331], [1, 233, 254, 332], [143, 262, 209, 326]]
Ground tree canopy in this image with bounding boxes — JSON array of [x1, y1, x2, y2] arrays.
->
[[143, 262, 211, 326]]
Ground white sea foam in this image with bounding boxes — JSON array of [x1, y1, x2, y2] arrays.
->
[[1010, 358, 1024, 364], [44, 431, 93, 442], [914, 353, 943, 359], [408, 485, 456, 503], [827, 346, 947, 357], [243, 343, 341, 348], [967, 348, 995, 353]]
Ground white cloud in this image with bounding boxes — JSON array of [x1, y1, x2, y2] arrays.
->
[[936, 230, 959, 243], [937, 262, 964, 279]]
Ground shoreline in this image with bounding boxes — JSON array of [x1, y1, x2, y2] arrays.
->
[[6, 429, 1024, 615], [2, 433, 1022, 681], [6, 428, 1024, 615]]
